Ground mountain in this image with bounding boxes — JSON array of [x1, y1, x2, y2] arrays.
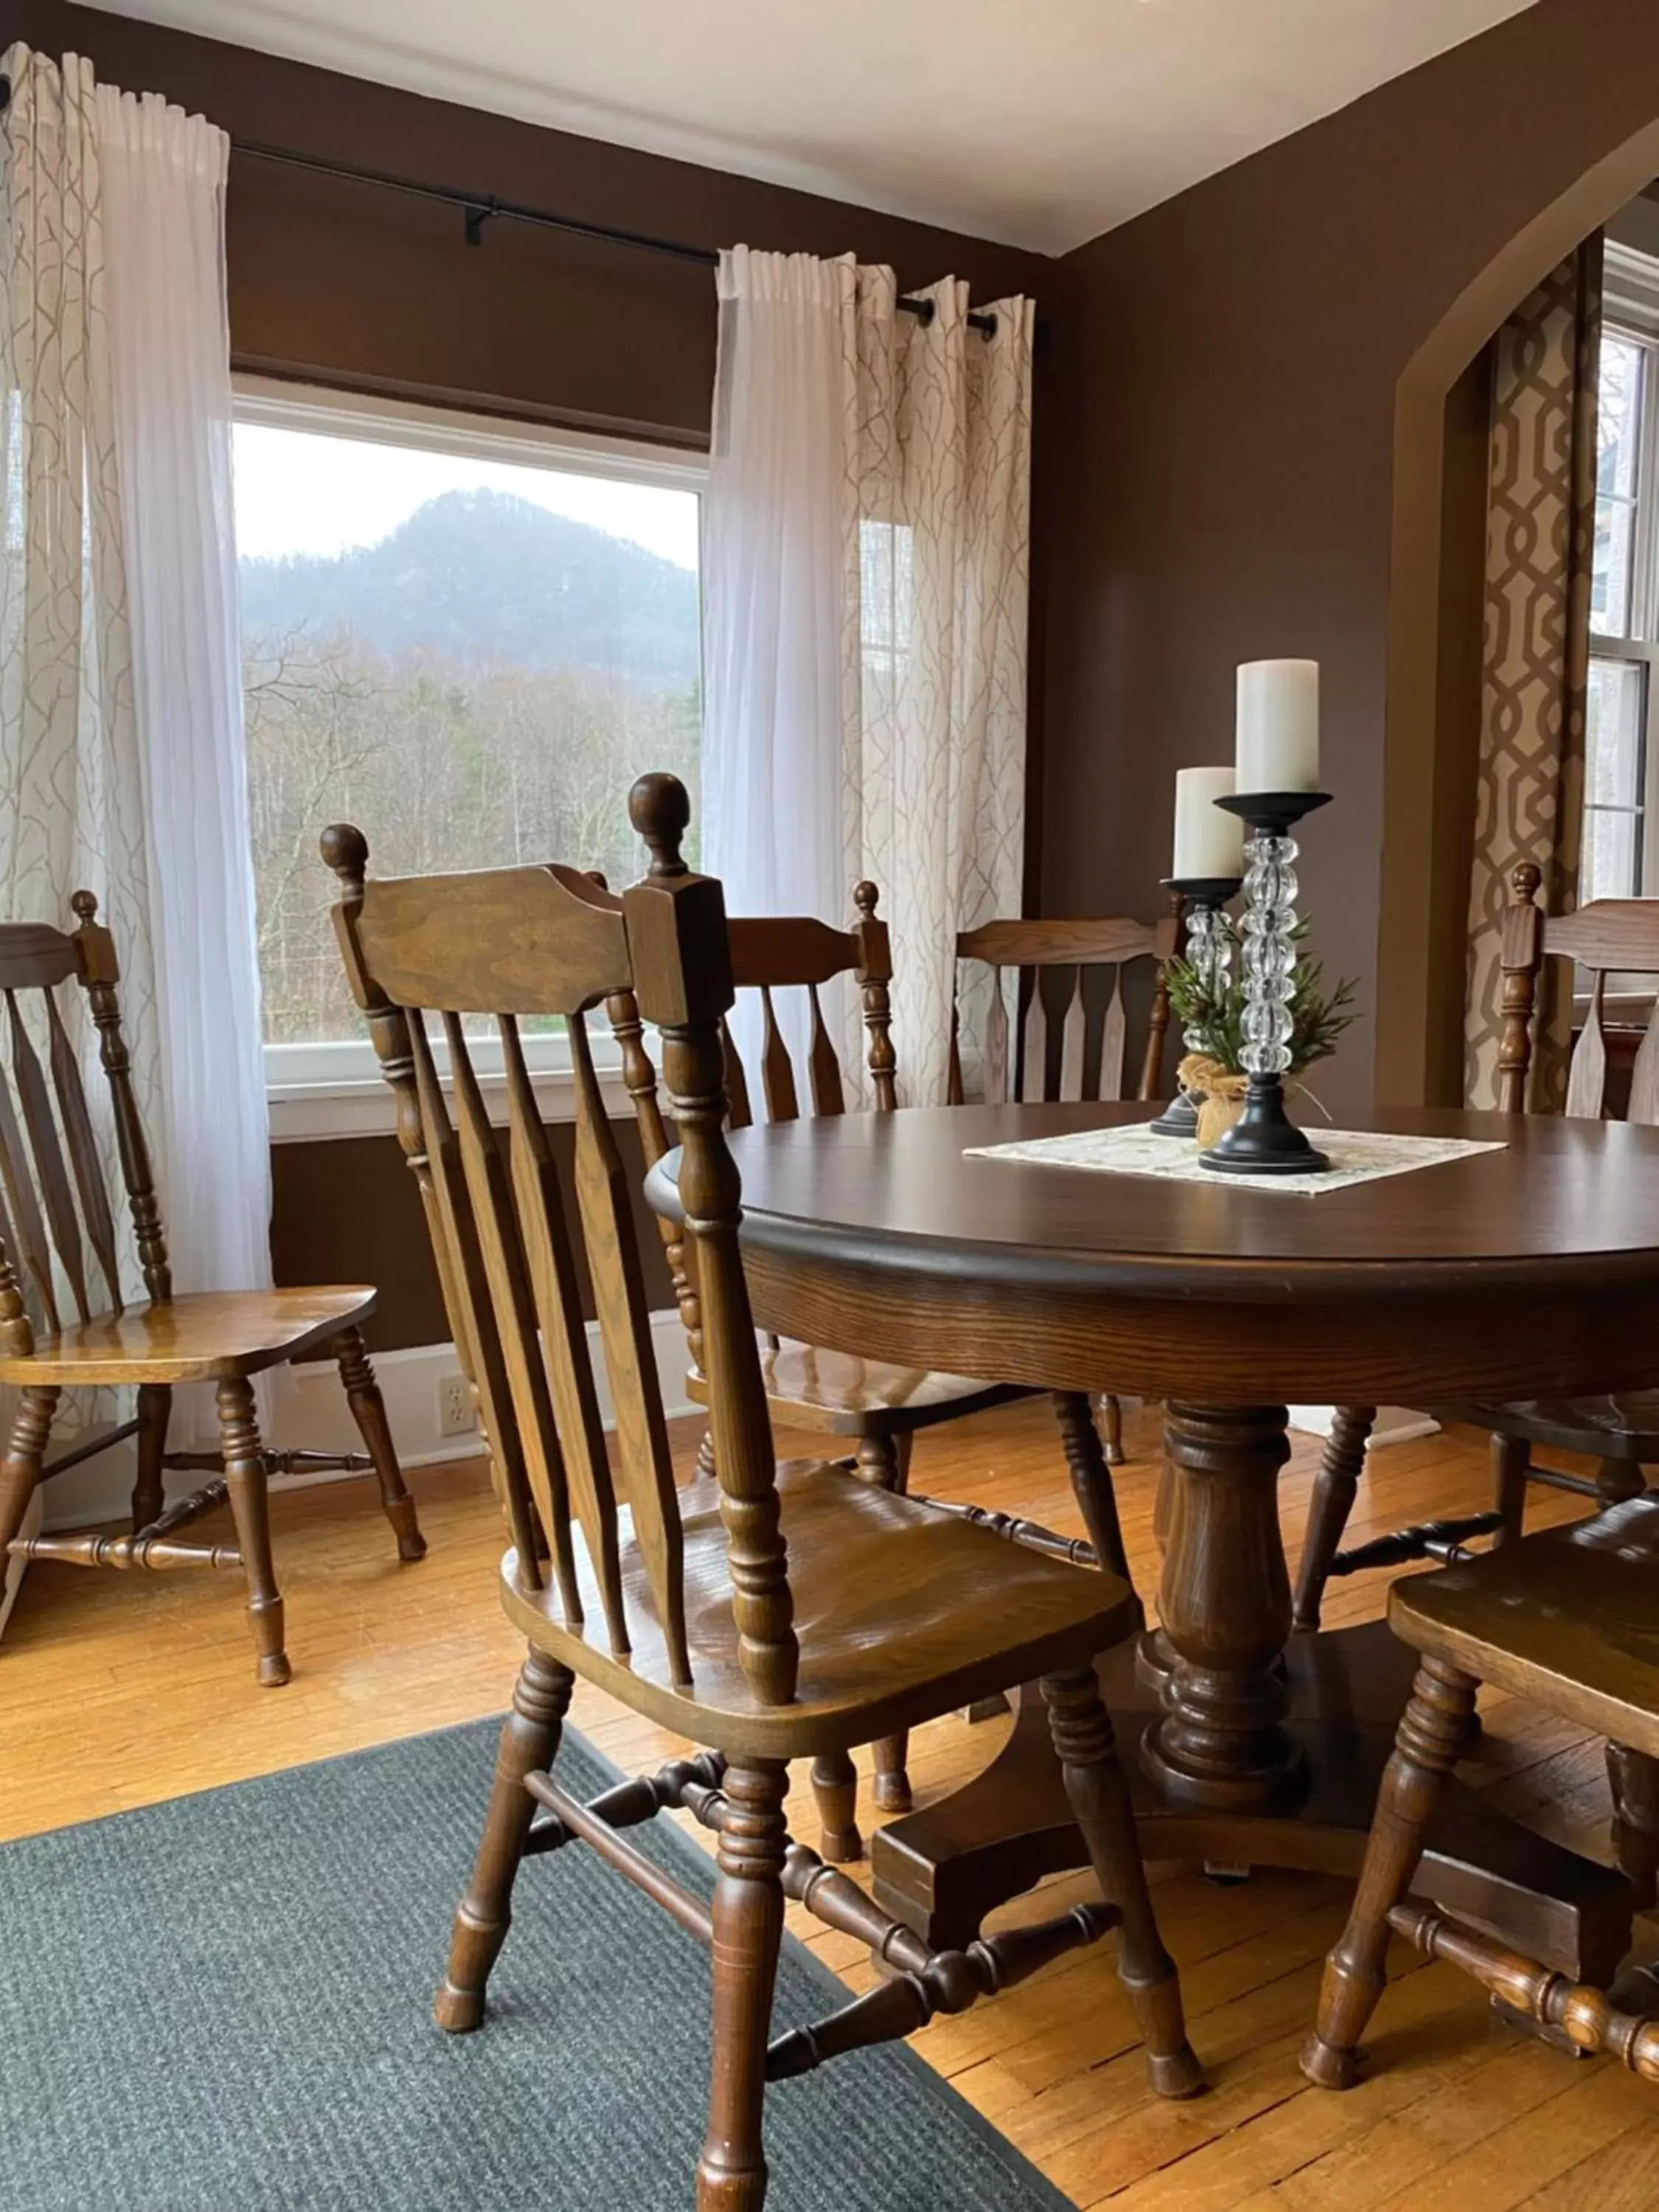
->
[[238, 488, 700, 689]]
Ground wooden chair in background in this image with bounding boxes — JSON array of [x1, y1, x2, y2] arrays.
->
[[1303, 1497, 1659, 2091], [0, 896, 423, 1686], [1293, 864, 1659, 1635], [949, 909, 1180, 1467], [323, 777, 1202, 2212], [613, 886, 1138, 1861]]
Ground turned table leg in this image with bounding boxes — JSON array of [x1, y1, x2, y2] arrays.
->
[[1141, 1402, 1302, 1811]]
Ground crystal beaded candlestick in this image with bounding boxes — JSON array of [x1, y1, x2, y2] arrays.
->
[[1149, 875, 1242, 1138], [1201, 791, 1332, 1176]]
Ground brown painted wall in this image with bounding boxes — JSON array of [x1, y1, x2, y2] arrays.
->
[[271, 1120, 670, 1355], [1046, 0, 1659, 1116], [21, 0, 1056, 1346]]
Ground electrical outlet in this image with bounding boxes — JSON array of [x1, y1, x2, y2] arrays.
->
[[437, 1374, 476, 1438]]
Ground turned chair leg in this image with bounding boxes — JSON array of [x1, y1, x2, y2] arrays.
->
[[855, 1428, 913, 1495], [0, 1385, 60, 1561], [1053, 1389, 1133, 1585], [871, 1736, 912, 1815], [1608, 1743, 1659, 1913], [854, 1427, 914, 1815], [1041, 1666, 1203, 2098], [1099, 1391, 1127, 1467], [1492, 1433, 1530, 1545], [435, 1648, 573, 2031], [1292, 1405, 1375, 1632], [131, 1383, 170, 1531], [698, 1760, 790, 2212], [218, 1376, 291, 1688], [328, 1326, 426, 1561], [1302, 1651, 1480, 2087], [810, 1750, 861, 1864]]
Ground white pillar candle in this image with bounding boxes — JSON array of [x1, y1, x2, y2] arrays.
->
[[1236, 659, 1320, 793], [1172, 766, 1244, 880]]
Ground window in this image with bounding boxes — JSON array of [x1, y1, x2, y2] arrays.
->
[[1585, 246, 1659, 902], [232, 382, 703, 1129]]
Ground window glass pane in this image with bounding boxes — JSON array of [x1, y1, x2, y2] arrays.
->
[[1599, 334, 1644, 500], [235, 420, 701, 1046], [1595, 333, 1646, 636], [1581, 806, 1641, 905], [1586, 655, 1646, 804], [1593, 495, 1637, 635]]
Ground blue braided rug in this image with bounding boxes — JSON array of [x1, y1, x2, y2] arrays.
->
[[0, 1717, 1074, 2211]]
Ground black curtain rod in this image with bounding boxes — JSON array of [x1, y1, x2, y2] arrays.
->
[[235, 141, 998, 337], [0, 74, 995, 334]]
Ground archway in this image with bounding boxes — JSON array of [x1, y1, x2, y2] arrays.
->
[[1375, 115, 1659, 1107]]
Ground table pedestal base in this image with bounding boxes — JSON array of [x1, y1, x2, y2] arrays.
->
[[870, 1621, 1633, 1983]]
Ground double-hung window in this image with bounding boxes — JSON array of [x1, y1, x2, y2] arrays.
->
[[232, 383, 704, 1135], [1584, 243, 1659, 903]]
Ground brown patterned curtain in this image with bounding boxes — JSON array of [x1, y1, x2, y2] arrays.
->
[[1463, 238, 1601, 1110]]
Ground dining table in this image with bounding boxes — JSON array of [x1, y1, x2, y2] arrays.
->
[[666, 1099, 1659, 1988]]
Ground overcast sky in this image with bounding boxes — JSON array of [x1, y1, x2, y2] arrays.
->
[[232, 422, 700, 571]]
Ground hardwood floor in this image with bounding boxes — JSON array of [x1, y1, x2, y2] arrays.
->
[[4, 1399, 1655, 2205]]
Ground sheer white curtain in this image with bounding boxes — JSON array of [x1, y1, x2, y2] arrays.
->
[[703, 245, 1034, 1105], [0, 49, 269, 1423], [96, 80, 269, 1303]]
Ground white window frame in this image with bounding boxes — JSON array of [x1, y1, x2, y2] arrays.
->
[[1587, 248, 1659, 908], [233, 377, 706, 1139]]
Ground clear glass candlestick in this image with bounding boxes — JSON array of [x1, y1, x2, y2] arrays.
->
[[1149, 875, 1241, 1138], [1239, 835, 1298, 1077], [1202, 793, 1332, 1175]]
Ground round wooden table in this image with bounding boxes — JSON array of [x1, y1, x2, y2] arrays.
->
[[707, 1101, 1659, 1979]]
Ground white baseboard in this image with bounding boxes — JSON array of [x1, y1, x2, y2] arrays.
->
[[1287, 1405, 1440, 1450], [40, 1310, 695, 1531]]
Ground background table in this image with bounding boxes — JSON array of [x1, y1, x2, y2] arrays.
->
[[705, 1102, 1659, 1980]]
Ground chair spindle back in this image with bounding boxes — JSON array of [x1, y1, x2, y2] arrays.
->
[[716, 883, 896, 1127], [948, 909, 1180, 1106], [1498, 862, 1659, 1122], [0, 895, 169, 1358], [322, 776, 798, 1707]]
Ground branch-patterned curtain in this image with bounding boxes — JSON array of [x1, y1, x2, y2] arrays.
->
[[0, 46, 273, 1472], [1463, 237, 1601, 1110], [703, 248, 1034, 1106]]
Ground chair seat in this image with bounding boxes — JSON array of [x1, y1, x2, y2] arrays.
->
[[0, 1287, 376, 1385], [501, 1459, 1135, 1761], [1439, 1394, 1659, 1463], [686, 1338, 1027, 1436], [1390, 1495, 1659, 1759]]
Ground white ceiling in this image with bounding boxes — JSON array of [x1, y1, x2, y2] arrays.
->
[[102, 0, 1537, 254]]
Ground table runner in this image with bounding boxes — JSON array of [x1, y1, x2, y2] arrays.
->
[[964, 1123, 1506, 1196]]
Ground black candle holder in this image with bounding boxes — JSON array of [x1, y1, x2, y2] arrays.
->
[[1149, 874, 1242, 1138], [1200, 791, 1333, 1178]]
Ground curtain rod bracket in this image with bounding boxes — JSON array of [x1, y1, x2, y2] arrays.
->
[[463, 200, 495, 248]]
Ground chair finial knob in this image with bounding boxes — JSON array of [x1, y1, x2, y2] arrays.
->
[[853, 881, 879, 919], [321, 824, 369, 898], [1509, 860, 1543, 905], [70, 889, 100, 925], [629, 773, 691, 879]]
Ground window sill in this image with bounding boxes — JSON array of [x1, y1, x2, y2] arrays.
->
[[268, 1063, 634, 1144]]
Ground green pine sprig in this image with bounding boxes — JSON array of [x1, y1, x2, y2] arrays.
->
[[1166, 918, 1357, 1078]]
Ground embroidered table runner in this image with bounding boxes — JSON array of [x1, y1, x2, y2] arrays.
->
[[963, 1123, 1506, 1197]]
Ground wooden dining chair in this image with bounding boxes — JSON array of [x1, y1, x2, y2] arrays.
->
[[321, 778, 1203, 2208], [1302, 1496, 1659, 2091], [950, 908, 1180, 1467], [610, 886, 1135, 1860], [1292, 863, 1659, 1635], [0, 894, 424, 1685]]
